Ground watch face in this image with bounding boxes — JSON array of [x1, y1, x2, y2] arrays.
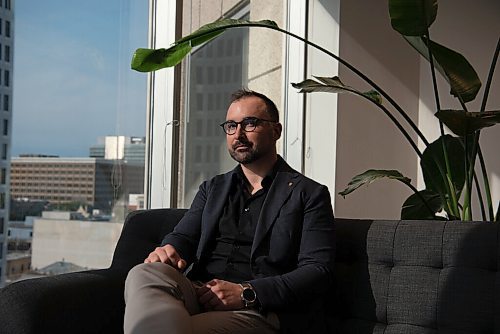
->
[[242, 287, 256, 302]]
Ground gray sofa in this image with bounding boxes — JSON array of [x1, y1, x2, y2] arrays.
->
[[0, 209, 498, 333]]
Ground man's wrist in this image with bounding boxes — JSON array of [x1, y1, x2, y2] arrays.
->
[[239, 282, 258, 308]]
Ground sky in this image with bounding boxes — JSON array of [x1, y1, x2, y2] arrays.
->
[[12, 0, 149, 157]]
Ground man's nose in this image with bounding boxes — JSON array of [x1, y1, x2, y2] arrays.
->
[[234, 124, 246, 138]]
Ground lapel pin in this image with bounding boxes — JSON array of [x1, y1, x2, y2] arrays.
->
[[288, 182, 293, 187]]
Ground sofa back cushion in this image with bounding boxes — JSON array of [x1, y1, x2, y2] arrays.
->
[[333, 219, 500, 333], [111, 209, 188, 272]]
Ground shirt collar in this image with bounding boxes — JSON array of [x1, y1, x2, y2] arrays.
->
[[234, 156, 284, 189]]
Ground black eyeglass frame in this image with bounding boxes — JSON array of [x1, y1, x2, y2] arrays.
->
[[219, 117, 278, 135]]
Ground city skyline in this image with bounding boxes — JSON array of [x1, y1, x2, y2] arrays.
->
[[12, 0, 149, 158]]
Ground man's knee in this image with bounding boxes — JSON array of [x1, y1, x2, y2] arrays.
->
[[125, 262, 192, 299], [125, 262, 173, 298], [127, 262, 178, 283]]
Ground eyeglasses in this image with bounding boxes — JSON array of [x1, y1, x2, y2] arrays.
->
[[219, 117, 278, 135]]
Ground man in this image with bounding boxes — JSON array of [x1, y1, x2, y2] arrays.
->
[[124, 89, 335, 334]]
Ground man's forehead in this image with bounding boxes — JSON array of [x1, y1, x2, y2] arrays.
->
[[227, 97, 266, 118]]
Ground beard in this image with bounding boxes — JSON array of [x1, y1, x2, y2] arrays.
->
[[229, 139, 264, 164], [229, 148, 262, 164]]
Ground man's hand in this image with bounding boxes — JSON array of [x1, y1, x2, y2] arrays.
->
[[196, 279, 244, 311], [144, 244, 187, 270]]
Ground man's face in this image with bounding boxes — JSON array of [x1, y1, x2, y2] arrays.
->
[[224, 96, 281, 165]]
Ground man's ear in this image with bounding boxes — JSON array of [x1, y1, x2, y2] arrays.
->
[[273, 123, 282, 141]]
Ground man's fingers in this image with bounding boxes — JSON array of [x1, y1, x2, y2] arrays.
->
[[143, 247, 171, 264], [143, 245, 186, 270], [177, 259, 187, 270]]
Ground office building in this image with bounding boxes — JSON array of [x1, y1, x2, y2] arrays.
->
[[0, 0, 14, 286], [9, 156, 144, 213], [31, 211, 123, 271], [89, 136, 146, 164]]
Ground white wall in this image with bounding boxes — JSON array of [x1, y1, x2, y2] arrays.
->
[[31, 218, 123, 270], [335, 0, 420, 219], [417, 0, 500, 220], [334, 0, 499, 220]]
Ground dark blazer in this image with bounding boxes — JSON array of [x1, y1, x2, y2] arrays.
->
[[162, 157, 336, 333]]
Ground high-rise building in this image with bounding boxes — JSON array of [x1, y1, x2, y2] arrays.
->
[[9, 156, 144, 213], [0, 0, 14, 286], [89, 136, 146, 164]]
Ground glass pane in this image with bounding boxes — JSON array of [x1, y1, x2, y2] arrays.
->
[[2, 1, 148, 285], [181, 26, 249, 206]]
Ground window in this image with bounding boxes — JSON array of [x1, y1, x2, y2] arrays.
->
[[11, 0, 149, 277], [180, 16, 249, 206], [1, 143, 6, 159], [3, 119, 7, 135], [0, 168, 6, 184], [4, 70, 8, 87], [5, 45, 9, 62], [0, 217, 3, 233], [5, 20, 9, 38], [0, 43, 2, 60], [148, 1, 286, 208], [3, 94, 8, 111]]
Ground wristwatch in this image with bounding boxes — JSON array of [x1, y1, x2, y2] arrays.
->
[[239, 282, 257, 308]]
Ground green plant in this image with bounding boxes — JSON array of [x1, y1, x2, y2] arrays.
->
[[131, 0, 499, 221]]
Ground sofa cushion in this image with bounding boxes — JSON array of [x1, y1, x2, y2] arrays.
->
[[333, 219, 500, 333]]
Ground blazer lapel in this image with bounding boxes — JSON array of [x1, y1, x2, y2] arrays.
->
[[197, 170, 234, 257], [251, 170, 300, 256]]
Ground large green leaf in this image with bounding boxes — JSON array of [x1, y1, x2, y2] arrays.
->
[[435, 109, 500, 136], [339, 169, 411, 197], [132, 44, 193, 73], [292, 76, 382, 105], [401, 189, 444, 220], [131, 19, 278, 72], [389, 0, 438, 36], [404, 36, 481, 102], [421, 135, 465, 196]]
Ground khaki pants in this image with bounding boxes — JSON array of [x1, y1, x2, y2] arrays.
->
[[124, 262, 280, 334]]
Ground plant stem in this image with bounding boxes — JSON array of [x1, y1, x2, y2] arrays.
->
[[478, 147, 494, 221], [472, 170, 487, 221], [468, 37, 499, 221], [350, 90, 423, 159], [423, 33, 459, 218]]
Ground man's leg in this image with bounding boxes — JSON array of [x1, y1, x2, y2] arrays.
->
[[124, 262, 200, 334], [191, 309, 279, 334]]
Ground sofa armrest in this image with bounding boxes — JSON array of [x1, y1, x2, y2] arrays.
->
[[111, 208, 187, 271], [0, 268, 127, 334]]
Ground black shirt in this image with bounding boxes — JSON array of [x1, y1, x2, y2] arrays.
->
[[198, 161, 281, 283]]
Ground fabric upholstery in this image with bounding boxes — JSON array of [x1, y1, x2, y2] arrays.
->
[[333, 218, 500, 333], [0, 210, 498, 333]]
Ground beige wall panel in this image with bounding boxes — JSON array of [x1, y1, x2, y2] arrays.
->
[[32, 219, 123, 270], [335, 0, 420, 219], [417, 0, 500, 220]]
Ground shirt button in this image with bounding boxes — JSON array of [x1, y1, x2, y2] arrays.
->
[[244, 207, 250, 212]]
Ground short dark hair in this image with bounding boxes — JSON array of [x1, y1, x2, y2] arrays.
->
[[229, 89, 279, 122]]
